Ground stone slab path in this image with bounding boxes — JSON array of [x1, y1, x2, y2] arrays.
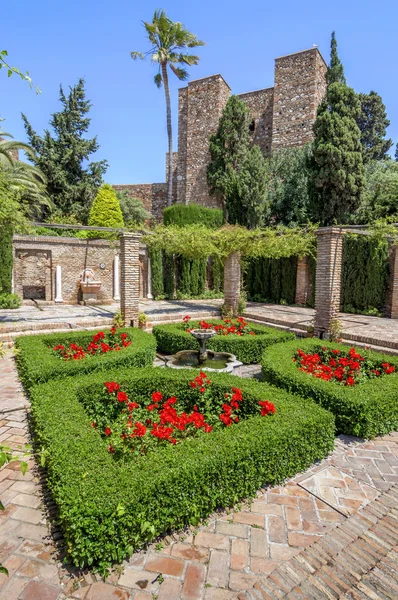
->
[[1, 352, 398, 599]]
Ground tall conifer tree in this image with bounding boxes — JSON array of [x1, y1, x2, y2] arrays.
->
[[22, 79, 108, 222], [357, 91, 392, 163], [310, 33, 364, 225]]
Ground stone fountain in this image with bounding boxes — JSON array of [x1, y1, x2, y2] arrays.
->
[[164, 328, 242, 373]]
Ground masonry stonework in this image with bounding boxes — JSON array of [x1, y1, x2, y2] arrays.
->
[[120, 233, 141, 327], [295, 256, 313, 305], [314, 228, 343, 337], [112, 183, 168, 223], [12, 235, 149, 304], [223, 252, 241, 316], [385, 245, 398, 319]]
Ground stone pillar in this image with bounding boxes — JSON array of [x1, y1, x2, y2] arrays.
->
[[386, 245, 398, 319], [147, 255, 153, 300], [314, 227, 343, 338], [113, 255, 120, 301], [223, 252, 241, 316], [295, 256, 312, 305], [120, 233, 140, 327], [55, 265, 63, 303]]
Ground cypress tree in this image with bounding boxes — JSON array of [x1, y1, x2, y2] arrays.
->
[[149, 248, 164, 299], [357, 91, 392, 163], [179, 257, 191, 295], [88, 184, 124, 238], [198, 258, 207, 295], [190, 259, 200, 296], [207, 95, 251, 222], [22, 79, 108, 222], [163, 253, 175, 299], [237, 145, 269, 228], [310, 33, 364, 225], [0, 224, 13, 294]]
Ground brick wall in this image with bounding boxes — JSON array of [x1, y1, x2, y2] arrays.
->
[[238, 88, 274, 157], [12, 235, 149, 304], [272, 48, 327, 150], [295, 256, 313, 305], [314, 228, 343, 337], [112, 183, 167, 223]]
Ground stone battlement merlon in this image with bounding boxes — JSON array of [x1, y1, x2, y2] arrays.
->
[[275, 46, 327, 68]]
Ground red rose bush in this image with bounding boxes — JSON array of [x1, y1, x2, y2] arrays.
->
[[53, 327, 131, 361]]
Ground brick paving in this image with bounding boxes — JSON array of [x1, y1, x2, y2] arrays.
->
[[1, 352, 398, 599]]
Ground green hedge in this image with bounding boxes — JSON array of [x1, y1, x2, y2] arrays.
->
[[341, 236, 389, 314], [153, 320, 294, 364], [30, 366, 335, 570], [244, 257, 297, 304], [163, 204, 224, 228], [15, 328, 156, 388], [0, 224, 13, 294], [262, 338, 398, 438], [149, 247, 164, 299]]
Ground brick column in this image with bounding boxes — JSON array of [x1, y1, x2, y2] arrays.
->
[[295, 256, 313, 305], [120, 233, 140, 327], [223, 252, 241, 316], [314, 227, 343, 338], [386, 245, 398, 319]]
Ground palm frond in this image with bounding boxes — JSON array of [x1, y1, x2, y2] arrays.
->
[[169, 65, 189, 81]]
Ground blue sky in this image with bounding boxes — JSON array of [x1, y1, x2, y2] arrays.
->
[[2, 0, 397, 184]]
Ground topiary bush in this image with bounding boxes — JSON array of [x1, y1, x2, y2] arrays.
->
[[244, 256, 297, 304], [262, 338, 398, 438], [163, 204, 224, 228], [29, 365, 335, 571], [87, 184, 124, 238], [153, 320, 294, 364], [15, 327, 156, 389]]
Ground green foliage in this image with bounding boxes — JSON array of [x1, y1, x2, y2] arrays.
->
[[262, 338, 398, 438], [22, 79, 108, 222], [29, 365, 334, 570], [163, 204, 223, 228], [87, 185, 124, 238], [116, 191, 152, 226], [355, 160, 398, 223], [310, 82, 365, 225], [237, 145, 269, 228], [326, 31, 346, 85], [198, 257, 207, 295], [0, 224, 13, 294], [144, 224, 316, 260], [153, 320, 294, 364], [179, 257, 191, 295], [0, 293, 21, 309], [244, 257, 297, 304], [266, 146, 312, 226], [149, 248, 164, 299], [207, 95, 251, 221], [15, 328, 156, 389], [163, 253, 175, 298], [212, 256, 224, 292], [341, 235, 389, 313], [357, 91, 392, 163]]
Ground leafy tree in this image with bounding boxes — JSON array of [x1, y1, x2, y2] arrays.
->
[[309, 32, 364, 225], [115, 190, 152, 227], [22, 79, 108, 222], [355, 160, 398, 223], [131, 10, 204, 207], [207, 95, 251, 221], [87, 184, 124, 238], [0, 49, 40, 93], [237, 145, 269, 228], [326, 31, 346, 85], [357, 91, 392, 163], [395, 143, 398, 161], [266, 146, 312, 226]]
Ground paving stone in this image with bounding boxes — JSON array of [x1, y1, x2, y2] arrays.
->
[[171, 542, 209, 563], [11, 506, 43, 524], [181, 563, 206, 600], [157, 577, 181, 600], [118, 568, 160, 592], [0, 575, 28, 600], [85, 582, 130, 599], [145, 555, 184, 577], [19, 579, 61, 600], [233, 512, 264, 528], [194, 532, 230, 551], [206, 550, 229, 587], [215, 520, 249, 538], [231, 538, 249, 570], [16, 558, 59, 583]]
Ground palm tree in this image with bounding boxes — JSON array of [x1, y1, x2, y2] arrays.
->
[[131, 10, 204, 206], [0, 132, 52, 217]]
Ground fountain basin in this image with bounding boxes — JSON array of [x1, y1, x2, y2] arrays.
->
[[164, 350, 243, 373]]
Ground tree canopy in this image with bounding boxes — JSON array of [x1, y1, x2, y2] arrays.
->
[[357, 91, 392, 163], [22, 79, 108, 222]]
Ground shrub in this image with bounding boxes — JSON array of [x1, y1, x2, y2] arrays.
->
[[0, 293, 21, 309], [163, 204, 224, 228], [15, 328, 156, 389], [244, 256, 297, 304], [153, 320, 294, 364], [149, 247, 164, 299], [0, 224, 13, 294], [262, 338, 398, 438], [88, 184, 124, 238], [30, 366, 335, 571]]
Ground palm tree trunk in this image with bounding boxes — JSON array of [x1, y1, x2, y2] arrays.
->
[[161, 62, 173, 207]]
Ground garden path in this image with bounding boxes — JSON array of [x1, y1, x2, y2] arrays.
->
[[1, 352, 398, 599]]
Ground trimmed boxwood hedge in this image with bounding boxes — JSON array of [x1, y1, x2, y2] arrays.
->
[[15, 328, 156, 388], [152, 320, 294, 364], [29, 366, 334, 571], [262, 338, 398, 438]]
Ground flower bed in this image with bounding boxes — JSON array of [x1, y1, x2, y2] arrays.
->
[[262, 338, 398, 438], [16, 328, 156, 388], [153, 318, 294, 364], [30, 366, 334, 570], [90, 372, 276, 456]]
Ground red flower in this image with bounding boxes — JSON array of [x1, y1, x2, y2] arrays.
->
[[105, 381, 121, 394], [190, 382, 197, 388], [258, 400, 276, 416], [104, 426, 111, 436], [93, 331, 105, 343], [152, 391, 163, 402], [108, 445, 115, 453], [91, 422, 96, 427], [132, 422, 146, 437], [110, 326, 117, 335], [117, 391, 129, 403], [183, 315, 191, 323], [128, 402, 139, 411], [199, 387, 205, 393]]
